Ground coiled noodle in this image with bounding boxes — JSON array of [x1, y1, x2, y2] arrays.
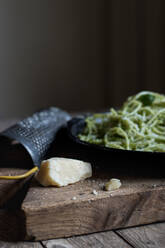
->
[[79, 91, 165, 152]]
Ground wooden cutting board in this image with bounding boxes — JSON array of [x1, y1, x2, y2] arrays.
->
[[0, 121, 165, 241], [0, 167, 165, 241]]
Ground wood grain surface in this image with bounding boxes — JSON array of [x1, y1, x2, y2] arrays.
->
[[0, 166, 165, 241], [43, 230, 132, 248], [0, 241, 42, 248], [117, 222, 165, 248], [0, 169, 28, 207], [22, 174, 165, 241], [1, 223, 165, 248]]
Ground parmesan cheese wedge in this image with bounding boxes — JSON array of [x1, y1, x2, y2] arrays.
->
[[35, 157, 92, 187]]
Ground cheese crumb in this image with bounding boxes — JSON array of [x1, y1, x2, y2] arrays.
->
[[35, 157, 92, 187], [152, 184, 157, 188], [105, 178, 121, 191], [92, 189, 98, 195]]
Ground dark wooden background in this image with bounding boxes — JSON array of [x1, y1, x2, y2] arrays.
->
[[0, 0, 164, 117], [105, 0, 165, 107]]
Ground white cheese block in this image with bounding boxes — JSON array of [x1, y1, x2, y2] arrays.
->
[[35, 157, 92, 187], [105, 178, 121, 191]]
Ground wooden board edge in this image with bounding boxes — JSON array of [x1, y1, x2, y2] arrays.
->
[[24, 187, 165, 241], [0, 208, 33, 242]]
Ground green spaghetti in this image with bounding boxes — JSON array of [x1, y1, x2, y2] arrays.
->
[[78, 91, 165, 152]]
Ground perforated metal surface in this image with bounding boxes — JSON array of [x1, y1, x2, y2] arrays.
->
[[0, 107, 71, 166]]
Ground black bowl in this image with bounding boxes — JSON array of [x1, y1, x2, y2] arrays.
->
[[67, 117, 165, 173]]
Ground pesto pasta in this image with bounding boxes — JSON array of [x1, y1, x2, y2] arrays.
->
[[78, 91, 165, 152]]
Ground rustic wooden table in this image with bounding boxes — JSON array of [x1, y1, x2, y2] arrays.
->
[[0, 222, 165, 247], [0, 118, 165, 247]]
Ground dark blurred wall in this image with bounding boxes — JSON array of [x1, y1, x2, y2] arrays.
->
[[0, 0, 164, 117], [106, 0, 165, 107], [0, 0, 105, 117]]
